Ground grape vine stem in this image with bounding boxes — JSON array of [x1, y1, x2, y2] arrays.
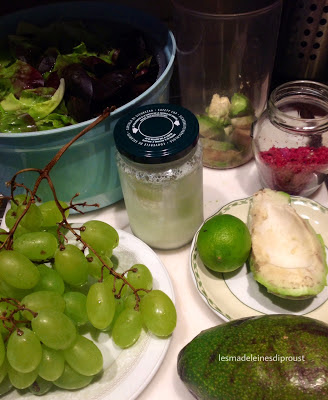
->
[[2, 107, 114, 250], [0, 106, 148, 334]]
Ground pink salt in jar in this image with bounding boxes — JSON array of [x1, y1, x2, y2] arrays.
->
[[252, 80, 328, 197]]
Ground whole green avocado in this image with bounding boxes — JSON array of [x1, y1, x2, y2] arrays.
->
[[177, 314, 328, 400]]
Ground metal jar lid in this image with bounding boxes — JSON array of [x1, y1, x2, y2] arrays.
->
[[113, 103, 199, 164]]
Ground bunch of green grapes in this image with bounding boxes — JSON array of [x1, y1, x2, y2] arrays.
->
[[0, 195, 177, 396]]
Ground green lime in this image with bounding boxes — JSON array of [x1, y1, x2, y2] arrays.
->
[[196, 214, 251, 272]]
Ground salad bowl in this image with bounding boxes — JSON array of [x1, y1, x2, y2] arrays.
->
[[0, 2, 176, 211]]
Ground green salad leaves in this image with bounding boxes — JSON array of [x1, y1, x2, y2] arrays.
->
[[0, 20, 158, 133]]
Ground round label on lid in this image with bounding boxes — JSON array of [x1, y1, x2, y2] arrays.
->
[[113, 104, 199, 164]]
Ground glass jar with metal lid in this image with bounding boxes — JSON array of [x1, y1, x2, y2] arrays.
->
[[114, 103, 203, 250]]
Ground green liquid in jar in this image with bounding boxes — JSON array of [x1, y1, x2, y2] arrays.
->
[[117, 144, 203, 250]]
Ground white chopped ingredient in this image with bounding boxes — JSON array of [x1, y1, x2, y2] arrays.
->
[[208, 94, 231, 120]]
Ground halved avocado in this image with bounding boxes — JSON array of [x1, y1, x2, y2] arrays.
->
[[248, 188, 328, 299]]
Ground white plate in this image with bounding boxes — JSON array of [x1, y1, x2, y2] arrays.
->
[[190, 195, 328, 323], [3, 227, 175, 400]]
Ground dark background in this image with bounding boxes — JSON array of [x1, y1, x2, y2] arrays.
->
[[0, 0, 172, 22], [1, 1, 327, 88], [0, 0, 180, 101]]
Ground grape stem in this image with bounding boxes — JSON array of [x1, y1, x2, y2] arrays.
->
[[0, 297, 37, 339], [1, 104, 151, 325], [60, 221, 150, 309], [1, 107, 114, 250]]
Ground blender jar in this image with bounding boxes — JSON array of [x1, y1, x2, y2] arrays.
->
[[172, 0, 283, 169]]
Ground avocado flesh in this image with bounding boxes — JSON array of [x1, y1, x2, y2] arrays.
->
[[177, 314, 328, 400], [230, 92, 252, 117], [248, 189, 328, 299], [197, 115, 225, 140]]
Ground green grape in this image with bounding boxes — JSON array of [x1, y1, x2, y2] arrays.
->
[[33, 264, 65, 295], [0, 335, 4, 368], [104, 274, 128, 298], [43, 225, 68, 245], [39, 200, 69, 227], [13, 223, 32, 239], [63, 292, 88, 326], [0, 250, 40, 289], [10, 194, 30, 210], [63, 335, 103, 376], [103, 273, 115, 289], [13, 231, 58, 261], [7, 327, 42, 373], [126, 264, 153, 296], [108, 296, 125, 330], [21, 291, 65, 321], [0, 279, 32, 301], [111, 254, 119, 270], [64, 281, 90, 296], [124, 294, 139, 310], [54, 363, 93, 390], [98, 295, 125, 334], [86, 250, 113, 280], [0, 229, 8, 245], [8, 363, 38, 389], [80, 220, 119, 253], [31, 310, 76, 350], [0, 300, 21, 336], [140, 290, 177, 337], [86, 282, 116, 330], [4, 209, 17, 230], [0, 375, 12, 396], [38, 345, 65, 381], [16, 203, 43, 231], [0, 358, 8, 384], [127, 264, 153, 288], [29, 376, 53, 396], [5, 200, 42, 234], [112, 309, 142, 349], [54, 244, 89, 286]]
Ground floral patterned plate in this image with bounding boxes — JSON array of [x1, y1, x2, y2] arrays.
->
[[190, 195, 328, 322]]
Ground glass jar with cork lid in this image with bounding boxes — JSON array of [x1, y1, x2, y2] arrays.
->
[[113, 104, 203, 250]]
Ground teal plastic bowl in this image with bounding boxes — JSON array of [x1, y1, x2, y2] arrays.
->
[[0, 2, 176, 211]]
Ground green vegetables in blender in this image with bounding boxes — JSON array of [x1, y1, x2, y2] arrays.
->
[[197, 93, 255, 168]]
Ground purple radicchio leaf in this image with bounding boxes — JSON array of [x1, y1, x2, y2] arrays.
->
[[12, 61, 44, 96], [37, 47, 59, 75], [80, 56, 113, 77], [92, 67, 134, 104], [61, 63, 93, 101]]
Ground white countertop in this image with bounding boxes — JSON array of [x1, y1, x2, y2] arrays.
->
[[69, 159, 328, 400]]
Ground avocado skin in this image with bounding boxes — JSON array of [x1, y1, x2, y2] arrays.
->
[[177, 315, 328, 400]]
